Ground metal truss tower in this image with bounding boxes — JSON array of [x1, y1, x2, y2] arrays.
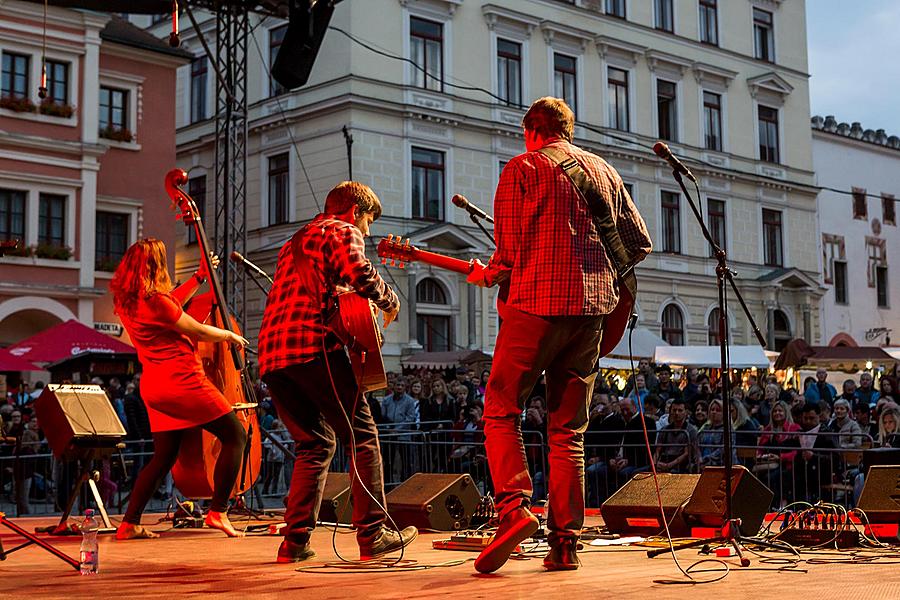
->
[[213, 3, 249, 329]]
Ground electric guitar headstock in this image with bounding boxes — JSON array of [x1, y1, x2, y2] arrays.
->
[[377, 235, 417, 269]]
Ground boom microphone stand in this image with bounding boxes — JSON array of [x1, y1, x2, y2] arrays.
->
[[646, 144, 781, 565]]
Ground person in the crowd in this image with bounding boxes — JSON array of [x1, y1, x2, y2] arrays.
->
[[585, 394, 626, 507], [876, 404, 900, 448], [852, 402, 878, 440], [650, 364, 682, 404], [857, 372, 881, 407], [744, 385, 764, 424], [757, 400, 801, 507], [478, 369, 490, 397], [698, 398, 736, 467], [467, 96, 651, 573], [123, 377, 153, 481], [879, 376, 899, 404], [827, 398, 863, 449], [257, 181, 416, 562], [691, 399, 709, 429], [262, 420, 288, 495], [654, 398, 696, 474], [625, 359, 658, 396], [804, 368, 837, 407], [682, 368, 701, 403], [608, 396, 656, 489], [837, 378, 859, 405], [793, 403, 836, 504], [757, 383, 782, 427], [110, 239, 248, 540], [731, 398, 760, 467], [629, 374, 650, 411]]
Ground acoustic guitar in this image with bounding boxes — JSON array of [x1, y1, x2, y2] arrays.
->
[[376, 235, 635, 359], [326, 291, 387, 393]]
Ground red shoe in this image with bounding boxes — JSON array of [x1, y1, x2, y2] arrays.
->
[[474, 507, 539, 574]]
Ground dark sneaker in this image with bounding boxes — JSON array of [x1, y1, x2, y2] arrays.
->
[[359, 526, 418, 560], [543, 538, 580, 571], [474, 506, 540, 574], [277, 538, 316, 563]]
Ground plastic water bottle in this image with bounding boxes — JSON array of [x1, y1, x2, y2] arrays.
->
[[80, 509, 99, 575]]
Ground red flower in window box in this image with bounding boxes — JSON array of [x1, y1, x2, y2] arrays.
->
[[99, 125, 134, 143], [0, 95, 36, 113], [39, 99, 76, 118]]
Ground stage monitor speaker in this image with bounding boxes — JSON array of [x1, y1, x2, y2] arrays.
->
[[601, 473, 700, 537], [319, 472, 352, 525], [386, 473, 481, 531], [35, 384, 125, 458], [682, 465, 773, 536], [858, 465, 900, 523], [271, 0, 336, 90]]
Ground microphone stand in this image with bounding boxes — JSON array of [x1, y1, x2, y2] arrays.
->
[[468, 213, 495, 246], [645, 169, 782, 565]]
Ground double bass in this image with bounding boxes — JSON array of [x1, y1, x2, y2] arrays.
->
[[164, 169, 263, 499]]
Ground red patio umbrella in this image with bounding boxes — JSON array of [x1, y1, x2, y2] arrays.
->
[[6, 319, 134, 365], [0, 347, 42, 372]]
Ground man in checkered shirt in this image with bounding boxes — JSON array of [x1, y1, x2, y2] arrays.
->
[[469, 97, 652, 573], [258, 181, 417, 563]]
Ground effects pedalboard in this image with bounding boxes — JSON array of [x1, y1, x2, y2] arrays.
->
[[774, 513, 860, 548]]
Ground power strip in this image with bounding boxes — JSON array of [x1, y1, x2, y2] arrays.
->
[[776, 527, 860, 548]]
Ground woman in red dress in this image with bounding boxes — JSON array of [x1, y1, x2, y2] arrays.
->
[[111, 239, 248, 539]]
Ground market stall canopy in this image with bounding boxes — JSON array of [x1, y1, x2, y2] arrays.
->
[[774, 339, 897, 371], [0, 347, 42, 372], [599, 357, 637, 370], [400, 349, 492, 371], [654, 345, 770, 369], [6, 319, 134, 365], [609, 327, 668, 359]]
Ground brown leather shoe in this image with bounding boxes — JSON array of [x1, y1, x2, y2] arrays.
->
[[543, 538, 580, 571], [474, 506, 540, 574], [359, 526, 418, 560], [277, 538, 316, 563]]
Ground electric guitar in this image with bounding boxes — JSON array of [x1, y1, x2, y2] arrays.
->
[[376, 235, 634, 359]]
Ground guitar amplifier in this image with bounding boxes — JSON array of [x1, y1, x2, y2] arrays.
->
[[35, 384, 126, 458]]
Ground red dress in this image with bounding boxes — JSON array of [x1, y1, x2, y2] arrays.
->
[[121, 287, 231, 432]]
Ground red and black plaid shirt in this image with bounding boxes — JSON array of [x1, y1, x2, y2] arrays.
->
[[485, 139, 652, 316], [258, 215, 399, 375]]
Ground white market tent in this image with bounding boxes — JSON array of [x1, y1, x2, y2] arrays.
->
[[653, 345, 770, 369], [608, 327, 668, 359]]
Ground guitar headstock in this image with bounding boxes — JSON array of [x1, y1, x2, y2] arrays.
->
[[164, 168, 199, 226], [377, 235, 416, 269]]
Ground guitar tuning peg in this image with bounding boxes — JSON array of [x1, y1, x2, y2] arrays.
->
[[381, 257, 387, 264], [404, 238, 411, 248], [387, 234, 394, 242], [390, 259, 396, 266], [398, 261, 405, 269]]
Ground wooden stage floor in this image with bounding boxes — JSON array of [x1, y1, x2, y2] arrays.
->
[[1, 514, 898, 599]]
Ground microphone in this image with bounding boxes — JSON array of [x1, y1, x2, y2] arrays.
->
[[452, 194, 494, 224], [652, 142, 697, 182], [230, 251, 273, 284]]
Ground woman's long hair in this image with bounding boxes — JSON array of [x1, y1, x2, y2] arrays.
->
[[110, 238, 172, 316]]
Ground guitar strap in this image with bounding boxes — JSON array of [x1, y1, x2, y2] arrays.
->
[[537, 146, 639, 284]]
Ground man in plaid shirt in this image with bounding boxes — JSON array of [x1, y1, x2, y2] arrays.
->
[[258, 181, 417, 563], [469, 97, 652, 573]]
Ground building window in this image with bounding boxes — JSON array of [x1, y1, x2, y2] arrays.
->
[[416, 278, 450, 352], [410, 17, 443, 92], [821, 233, 845, 284], [190, 55, 208, 123], [867, 237, 886, 288], [883, 194, 896, 225], [703, 91, 722, 151], [606, 0, 626, 18], [187, 175, 207, 244], [852, 188, 868, 220], [38, 193, 65, 248], [608, 66, 629, 131], [654, 0, 673, 32], [762, 208, 783, 267], [757, 105, 779, 163], [496, 39, 522, 108], [772, 309, 791, 351], [877, 266, 889, 308], [699, 0, 718, 45], [553, 53, 577, 116], [834, 260, 848, 305], [707, 198, 726, 256], [45, 60, 69, 105], [95, 212, 128, 271], [412, 147, 445, 220], [1, 52, 29, 99], [753, 8, 774, 62], [269, 25, 287, 96], [99, 87, 128, 132], [656, 79, 677, 141], [708, 308, 722, 345], [267, 153, 290, 226], [661, 191, 681, 254], [661, 304, 685, 346], [0, 189, 26, 243]]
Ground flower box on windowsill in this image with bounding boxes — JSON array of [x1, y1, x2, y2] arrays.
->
[[2, 242, 32, 257], [39, 99, 76, 119], [0, 95, 36, 113], [34, 243, 73, 261], [95, 258, 120, 273], [99, 126, 134, 143]]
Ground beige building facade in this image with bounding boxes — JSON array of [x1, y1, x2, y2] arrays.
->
[[148, 0, 822, 368]]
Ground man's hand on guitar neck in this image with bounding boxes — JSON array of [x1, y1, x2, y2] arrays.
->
[[466, 259, 489, 287], [383, 301, 400, 329]]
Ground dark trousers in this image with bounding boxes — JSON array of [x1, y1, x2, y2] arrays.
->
[[263, 350, 386, 545], [124, 412, 246, 523], [484, 305, 603, 544]]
